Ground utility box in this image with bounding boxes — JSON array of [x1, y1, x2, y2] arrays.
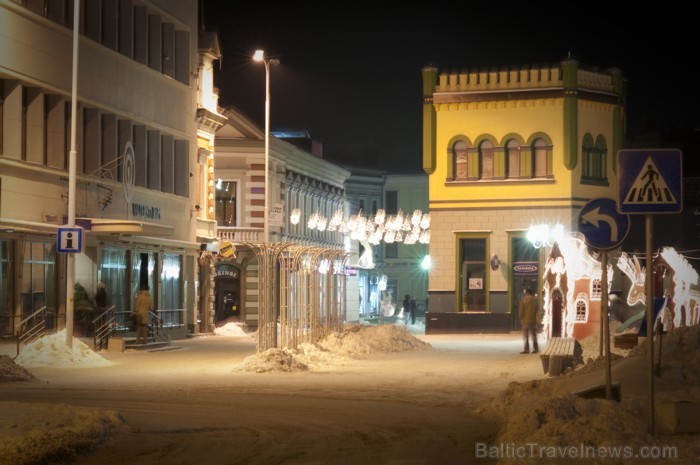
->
[[657, 401, 700, 433], [108, 337, 125, 352]]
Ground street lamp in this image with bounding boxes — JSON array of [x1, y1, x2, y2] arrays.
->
[[253, 50, 279, 242]]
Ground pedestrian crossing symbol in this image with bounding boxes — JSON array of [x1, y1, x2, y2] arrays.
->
[[618, 149, 682, 214], [623, 158, 676, 205]]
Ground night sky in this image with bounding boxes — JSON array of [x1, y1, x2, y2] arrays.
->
[[201, 3, 698, 174]]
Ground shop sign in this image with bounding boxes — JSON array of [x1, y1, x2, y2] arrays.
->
[[513, 262, 538, 274]]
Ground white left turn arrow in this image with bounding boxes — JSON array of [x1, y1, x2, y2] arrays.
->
[[582, 206, 618, 242]]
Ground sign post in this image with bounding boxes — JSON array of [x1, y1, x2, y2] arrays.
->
[[618, 148, 683, 436], [578, 197, 630, 401]]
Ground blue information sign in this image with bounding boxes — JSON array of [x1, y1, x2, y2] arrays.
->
[[57, 227, 84, 253], [578, 198, 630, 250], [617, 149, 682, 214]]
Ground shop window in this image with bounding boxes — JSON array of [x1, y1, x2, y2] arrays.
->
[[100, 248, 128, 328], [460, 238, 486, 311], [20, 241, 56, 320], [1, 240, 13, 335], [160, 253, 183, 327]]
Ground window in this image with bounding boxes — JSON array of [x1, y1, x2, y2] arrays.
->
[[216, 181, 237, 227], [1, 240, 13, 335], [591, 279, 602, 299], [452, 140, 468, 180], [506, 139, 520, 178], [532, 138, 548, 178], [21, 241, 56, 319], [385, 242, 398, 259], [160, 253, 183, 327], [576, 299, 587, 321], [385, 191, 398, 215], [582, 135, 607, 182], [100, 248, 128, 328], [479, 140, 494, 179], [460, 238, 486, 311]]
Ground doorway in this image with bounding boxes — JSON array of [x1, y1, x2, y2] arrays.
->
[[551, 289, 563, 337]]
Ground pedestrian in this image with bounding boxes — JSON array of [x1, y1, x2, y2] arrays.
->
[[519, 287, 539, 354], [402, 294, 411, 325], [95, 281, 107, 309], [134, 284, 152, 344], [410, 296, 417, 325]]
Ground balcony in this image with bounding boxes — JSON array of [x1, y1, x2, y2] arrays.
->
[[217, 226, 263, 243], [196, 218, 217, 242]]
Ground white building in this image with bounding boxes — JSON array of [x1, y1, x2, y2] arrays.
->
[[1, 1, 203, 340]]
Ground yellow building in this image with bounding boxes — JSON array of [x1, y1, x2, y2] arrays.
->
[[421, 60, 625, 331]]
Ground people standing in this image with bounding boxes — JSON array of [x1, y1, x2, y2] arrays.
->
[[519, 287, 539, 354], [410, 296, 417, 325], [134, 284, 152, 344], [402, 294, 411, 325]]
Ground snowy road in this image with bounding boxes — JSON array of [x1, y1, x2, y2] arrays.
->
[[1, 331, 545, 464]]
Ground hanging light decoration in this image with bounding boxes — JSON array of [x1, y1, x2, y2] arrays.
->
[[292, 206, 431, 244]]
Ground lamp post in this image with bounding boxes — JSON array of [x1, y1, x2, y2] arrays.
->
[[253, 50, 279, 242]]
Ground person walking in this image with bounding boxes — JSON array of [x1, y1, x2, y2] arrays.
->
[[519, 287, 539, 354], [134, 284, 152, 344], [402, 294, 411, 325]]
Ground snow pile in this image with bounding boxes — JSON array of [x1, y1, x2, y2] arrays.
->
[[234, 348, 309, 373], [0, 402, 125, 465], [480, 325, 700, 464], [0, 355, 38, 383], [576, 320, 633, 363], [213, 322, 250, 337], [14, 330, 113, 368], [234, 324, 432, 373], [317, 324, 432, 358]]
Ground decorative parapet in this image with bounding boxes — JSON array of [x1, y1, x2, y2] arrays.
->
[[577, 69, 614, 93], [434, 63, 618, 95], [436, 65, 562, 92]]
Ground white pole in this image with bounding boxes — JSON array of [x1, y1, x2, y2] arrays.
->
[[263, 59, 270, 243], [66, 0, 80, 348]]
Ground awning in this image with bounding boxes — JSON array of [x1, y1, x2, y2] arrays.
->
[[77, 218, 174, 236]]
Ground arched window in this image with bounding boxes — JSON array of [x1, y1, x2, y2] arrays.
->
[[576, 299, 587, 322], [532, 138, 547, 178], [452, 140, 468, 180], [582, 134, 607, 182], [479, 140, 494, 179], [506, 139, 520, 178], [594, 136, 607, 181]]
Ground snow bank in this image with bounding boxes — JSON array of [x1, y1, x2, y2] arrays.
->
[[0, 355, 38, 383], [234, 324, 432, 373], [14, 330, 113, 368], [0, 402, 125, 465], [480, 325, 700, 464], [213, 322, 250, 338]]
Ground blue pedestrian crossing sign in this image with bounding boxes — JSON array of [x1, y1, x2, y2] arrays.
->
[[57, 227, 84, 253], [617, 149, 682, 214], [579, 198, 630, 250]]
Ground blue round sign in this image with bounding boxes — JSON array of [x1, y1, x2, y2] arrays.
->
[[578, 198, 630, 250]]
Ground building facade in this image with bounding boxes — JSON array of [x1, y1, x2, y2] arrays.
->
[[422, 60, 625, 330], [1, 1, 202, 340], [344, 169, 429, 319], [213, 109, 352, 330]]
